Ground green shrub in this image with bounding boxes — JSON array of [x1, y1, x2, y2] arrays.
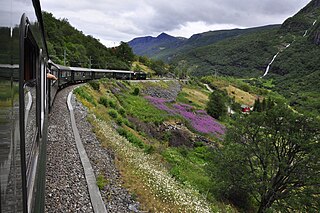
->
[[98, 96, 108, 107], [89, 81, 100, 91], [144, 145, 155, 154], [116, 127, 127, 137], [118, 107, 126, 116], [162, 131, 172, 142], [108, 99, 117, 108], [117, 127, 144, 149], [96, 174, 108, 190], [108, 109, 118, 118], [133, 87, 140, 96], [115, 116, 123, 125], [74, 87, 96, 106], [122, 118, 131, 127], [194, 141, 204, 147]]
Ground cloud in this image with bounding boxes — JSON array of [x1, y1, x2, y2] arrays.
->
[[41, 0, 311, 47]]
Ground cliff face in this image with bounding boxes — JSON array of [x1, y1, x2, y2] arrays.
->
[[300, 0, 320, 13], [312, 28, 320, 44], [280, 0, 320, 34]]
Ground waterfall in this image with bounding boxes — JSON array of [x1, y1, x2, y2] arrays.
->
[[261, 43, 292, 78], [304, 20, 317, 37], [262, 52, 279, 77], [261, 20, 317, 78]]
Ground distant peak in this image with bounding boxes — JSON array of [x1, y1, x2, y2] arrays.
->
[[157, 33, 173, 39]]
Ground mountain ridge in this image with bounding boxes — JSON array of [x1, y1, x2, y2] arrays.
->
[[128, 25, 280, 61]]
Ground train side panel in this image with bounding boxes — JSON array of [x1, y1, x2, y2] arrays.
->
[[0, 0, 49, 212]]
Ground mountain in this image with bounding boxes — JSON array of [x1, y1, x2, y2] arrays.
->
[[128, 25, 280, 61], [128, 33, 186, 59]]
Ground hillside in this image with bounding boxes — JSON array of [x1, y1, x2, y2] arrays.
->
[[128, 33, 186, 59], [43, 12, 134, 70], [74, 79, 232, 212], [128, 25, 280, 62], [129, 0, 320, 114], [131, 0, 320, 115], [179, 0, 320, 114]]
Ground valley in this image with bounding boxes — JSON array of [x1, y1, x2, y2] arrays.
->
[[40, 0, 320, 212], [129, 0, 320, 116]]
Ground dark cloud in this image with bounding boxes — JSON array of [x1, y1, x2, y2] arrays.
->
[[41, 0, 311, 46]]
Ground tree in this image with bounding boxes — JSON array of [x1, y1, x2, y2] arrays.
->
[[211, 105, 320, 212], [150, 59, 167, 76], [206, 90, 227, 120], [114, 42, 135, 67], [253, 98, 262, 112]]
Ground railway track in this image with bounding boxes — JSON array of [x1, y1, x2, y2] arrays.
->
[[45, 85, 93, 212], [45, 86, 140, 212]]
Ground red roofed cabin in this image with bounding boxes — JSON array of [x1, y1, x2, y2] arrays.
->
[[241, 105, 252, 114]]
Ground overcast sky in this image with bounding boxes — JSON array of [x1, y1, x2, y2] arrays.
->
[[41, 0, 311, 47]]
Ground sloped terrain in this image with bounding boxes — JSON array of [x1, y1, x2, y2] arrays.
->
[[128, 25, 279, 62], [129, 0, 320, 114]]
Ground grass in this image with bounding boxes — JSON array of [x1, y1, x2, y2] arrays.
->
[[177, 87, 209, 109], [96, 174, 108, 190], [132, 61, 155, 75], [74, 86, 97, 107], [75, 79, 236, 212], [162, 146, 212, 194], [119, 93, 169, 124], [91, 118, 213, 212], [225, 85, 256, 106]]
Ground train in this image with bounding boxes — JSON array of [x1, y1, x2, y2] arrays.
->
[[48, 63, 146, 107], [0, 0, 146, 212]]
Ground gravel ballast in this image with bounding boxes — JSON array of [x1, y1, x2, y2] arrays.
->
[[72, 94, 140, 213], [46, 85, 93, 212], [46, 85, 140, 212]]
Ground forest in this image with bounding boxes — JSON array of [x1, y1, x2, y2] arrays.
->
[[43, 12, 134, 70]]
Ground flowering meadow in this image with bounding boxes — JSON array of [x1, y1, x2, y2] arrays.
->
[[75, 81, 237, 212], [145, 96, 225, 136], [93, 118, 212, 213]]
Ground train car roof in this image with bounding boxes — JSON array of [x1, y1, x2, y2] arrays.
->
[[91, 69, 134, 74], [109, 70, 134, 74], [90, 69, 112, 73], [52, 64, 71, 70], [70, 67, 92, 72]]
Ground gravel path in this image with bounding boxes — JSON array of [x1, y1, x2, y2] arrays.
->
[[45, 86, 93, 212], [72, 95, 140, 213]]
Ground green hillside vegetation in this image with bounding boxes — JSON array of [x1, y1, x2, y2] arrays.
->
[[129, 0, 320, 115], [75, 78, 319, 212], [172, 27, 285, 78], [43, 12, 134, 69], [74, 79, 235, 212], [168, 2, 320, 115], [131, 61, 155, 75], [133, 55, 170, 77], [129, 25, 280, 62]]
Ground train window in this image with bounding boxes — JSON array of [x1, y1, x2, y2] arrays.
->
[[21, 16, 41, 211], [50, 66, 58, 85]]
